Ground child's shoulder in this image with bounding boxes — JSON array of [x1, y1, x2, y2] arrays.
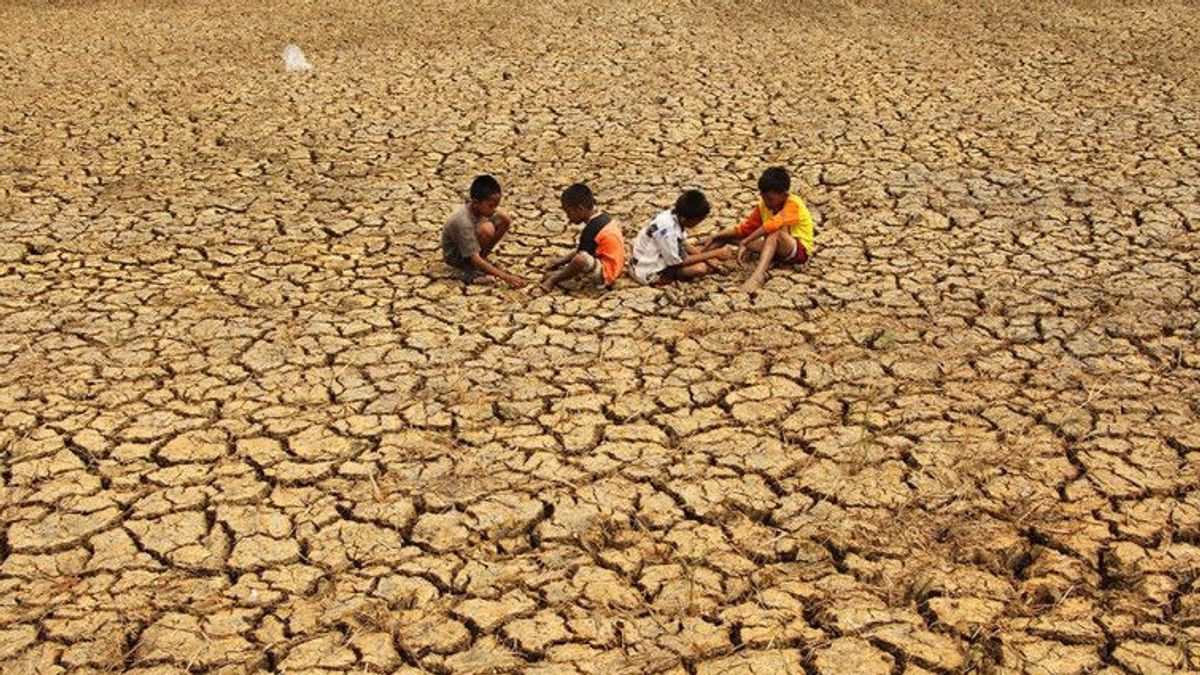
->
[[595, 214, 625, 241], [649, 208, 677, 229], [600, 216, 625, 238], [445, 202, 469, 222]]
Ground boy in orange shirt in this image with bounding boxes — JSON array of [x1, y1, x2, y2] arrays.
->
[[540, 183, 626, 291], [705, 166, 815, 292]]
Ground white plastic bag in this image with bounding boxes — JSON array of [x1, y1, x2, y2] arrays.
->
[[282, 44, 312, 72]]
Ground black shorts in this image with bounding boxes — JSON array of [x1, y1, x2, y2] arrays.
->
[[652, 264, 688, 286], [446, 259, 479, 282], [663, 264, 689, 280]]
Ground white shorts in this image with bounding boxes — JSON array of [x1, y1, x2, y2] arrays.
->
[[579, 252, 605, 283]]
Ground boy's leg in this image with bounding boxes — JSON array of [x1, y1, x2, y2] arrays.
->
[[739, 230, 797, 292], [540, 251, 592, 291], [476, 220, 498, 257], [664, 262, 713, 281], [478, 210, 512, 257], [703, 229, 737, 251], [684, 243, 724, 273]]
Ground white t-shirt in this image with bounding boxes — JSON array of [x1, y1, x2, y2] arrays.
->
[[631, 209, 687, 284]]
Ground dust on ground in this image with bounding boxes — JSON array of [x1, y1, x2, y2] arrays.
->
[[1, 1, 1199, 673]]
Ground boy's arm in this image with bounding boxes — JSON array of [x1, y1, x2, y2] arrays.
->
[[470, 252, 526, 288], [703, 227, 742, 249], [736, 226, 768, 263], [652, 229, 685, 268], [762, 200, 801, 233], [705, 207, 762, 248], [680, 246, 732, 267], [740, 225, 768, 245]]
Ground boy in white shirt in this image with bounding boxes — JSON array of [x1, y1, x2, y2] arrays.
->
[[631, 190, 732, 285]]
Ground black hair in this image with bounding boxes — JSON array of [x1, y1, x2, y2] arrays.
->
[[673, 189, 711, 221], [469, 174, 502, 201], [560, 182, 595, 209], [757, 166, 790, 194]]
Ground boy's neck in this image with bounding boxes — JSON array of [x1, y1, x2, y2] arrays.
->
[[580, 208, 597, 222]]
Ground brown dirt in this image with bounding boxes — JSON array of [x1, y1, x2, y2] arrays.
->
[[2, 1, 1199, 673]]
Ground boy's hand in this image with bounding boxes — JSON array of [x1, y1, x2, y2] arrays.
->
[[737, 243, 752, 264], [507, 275, 527, 289]]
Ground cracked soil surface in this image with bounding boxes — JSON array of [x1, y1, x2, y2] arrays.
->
[[2, 1, 1199, 673]]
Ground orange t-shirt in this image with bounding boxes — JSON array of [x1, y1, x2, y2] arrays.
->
[[734, 193, 815, 255], [578, 213, 626, 285], [593, 222, 625, 285]]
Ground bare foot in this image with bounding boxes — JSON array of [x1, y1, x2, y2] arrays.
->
[[738, 275, 764, 293], [538, 278, 555, 292]]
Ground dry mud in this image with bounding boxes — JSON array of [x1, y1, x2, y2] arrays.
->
[[2, 1, 1199, 673]]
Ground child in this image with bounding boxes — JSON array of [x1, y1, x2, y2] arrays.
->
[[540, 183, 626, 291], [441, 174, 527, 288], [630, 189, 732, 285], [705, 166, 815, 292]]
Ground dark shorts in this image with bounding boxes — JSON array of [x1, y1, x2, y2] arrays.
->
[[653, 264, 688, 286], [445, 258, 479, 282], [783, 241, 809, 265]]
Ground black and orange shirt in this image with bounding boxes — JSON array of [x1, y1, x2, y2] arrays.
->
[[577, 212, 626, 285]]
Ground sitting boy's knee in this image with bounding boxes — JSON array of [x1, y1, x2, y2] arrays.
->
[[570, 251, 591, 268], [477, 220, 497, 241]]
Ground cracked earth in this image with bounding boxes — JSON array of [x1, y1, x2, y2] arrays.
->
[[2, 1, 1199, 673]]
